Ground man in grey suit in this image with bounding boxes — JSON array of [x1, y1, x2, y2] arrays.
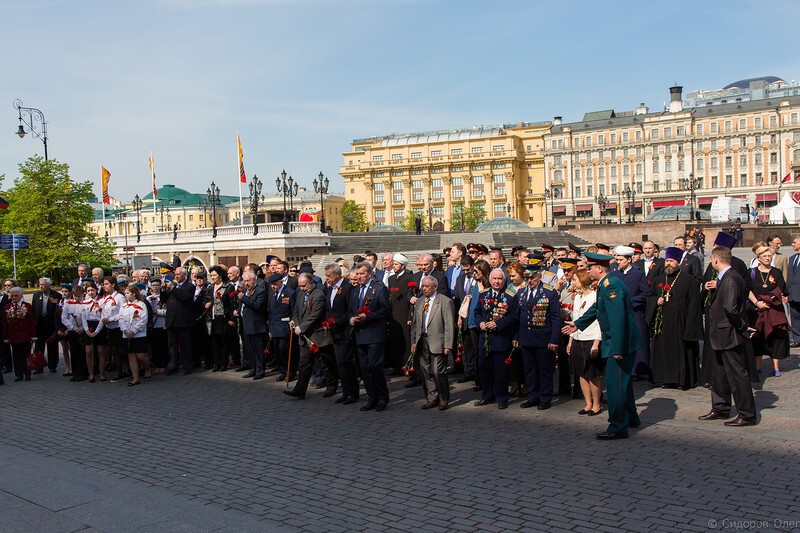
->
[[786, 234, 800, 347], [700, 246, 757, 427], [410, 276, 455, 411], [284, 273, 331, 399]]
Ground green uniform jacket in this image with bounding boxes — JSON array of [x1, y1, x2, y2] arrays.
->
[[573, 273, 640, 358]]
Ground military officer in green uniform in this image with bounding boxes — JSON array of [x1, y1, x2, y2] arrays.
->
[[562, 252, 642, 440]]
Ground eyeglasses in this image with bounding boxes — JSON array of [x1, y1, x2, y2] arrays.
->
[[3, 284, 12, 288], [289, 269, 298, 274]]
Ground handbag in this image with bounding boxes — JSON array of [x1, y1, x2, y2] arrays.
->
[[27, 350, 47, 371], [458, 294, 472, 318]]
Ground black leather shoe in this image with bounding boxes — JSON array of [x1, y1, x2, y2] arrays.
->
[[456, 374, 475, 384], [724, 416, 757, 427], [283, 390, 305, 399], [243, 371, 256, 379], [24, 375, 31, 381], [165, 368, 177, 376], [537, 403, 551, 411], [277, 374, 286, 382], [520, 401, 539, 409], [472, 385, 482, 392], [474, 399, 494, 407], [360, 400, 377, 412], [629, 419, 642, 428], [322, 388, 337, 398], [334, 394, 348, 404], [252, 373, 265, 380], [595, 431, 627, 440], [497, 403, 508, 410], [421, 400, 440, 410], [343, 397, 359, 405], [698, 410, 731, 421], [375, 401, 387, 412], [13, 377, 22, 382], [235, 365, 250, 372]]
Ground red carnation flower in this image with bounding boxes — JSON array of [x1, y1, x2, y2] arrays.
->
[[408, 282, 417, 289], [504, 356, 513, 365], [357, 305, 371, 315], [309, 343, 319, 353]]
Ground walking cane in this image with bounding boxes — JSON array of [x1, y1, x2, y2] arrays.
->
[[286, 326, 294, 388]]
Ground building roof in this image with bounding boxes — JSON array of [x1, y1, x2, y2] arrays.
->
[[140, 184, 239, 208], [582, 110, 616, 121], [475, 217, 530, 232], [352, 121, 549, 147], [724, 76, 784, 89]]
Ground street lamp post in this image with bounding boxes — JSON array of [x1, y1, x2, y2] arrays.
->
[[683, 173, 702, 222], [313, 171, 329, 233], [459, 201, 466, 231], [132, 195, 143, 242], [623, 185, 636, 224], [172, 223, 180, 241], [158, 205, 170, 231], [116, 212, 131, 275], [595, 194, 608, 224], [13, 99, 48, 160], [249, 174, 264, 236], [206, 181, 220, 238], [276, 170, 298, 234], [506, 202, 512, 218], [617, 188, 623, 224], [544, 188, 555, 227]]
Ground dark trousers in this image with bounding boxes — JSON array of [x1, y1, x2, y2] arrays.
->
[[711, 344, 756, 421], [789, 301, 800, 344], [418, 336, 450, 402], [243, 333, 264, 375], [271, 336, 292, 375], [605, 354, 639, 436], [357, 342, 388, 403], [521, 345, 555, 405], [167, 327, 193, 371], [469, 328, 481, 386], [150, 328, 169, 368], [462, 325, 476, 376], [227, 331, 241, 366], [333, 337, 359, 399], [294, 344, 327, 395], [210, 333, 229, 370], [34, 336, 59, 371], [11, 341, 31, 378], [68, 332, 87, 379], [478, 349, 509, 404], [0, 341, 12, 371], [192, 326, 211, 368]]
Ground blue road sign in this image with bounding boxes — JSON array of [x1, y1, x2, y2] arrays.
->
[[0, 234, 29, 250]]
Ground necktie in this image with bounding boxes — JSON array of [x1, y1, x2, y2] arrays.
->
[[359, 285, 366, 306], [303, 293, 309, 306], [422, 297, 430, 333], [41, 293, 47, 316], [794, 255, 799, 271]]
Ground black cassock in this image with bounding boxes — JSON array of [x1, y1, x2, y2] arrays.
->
[[646, 270, 704, 388]]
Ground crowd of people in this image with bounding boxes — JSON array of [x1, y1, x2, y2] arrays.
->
[[1, 231, 796, 438]]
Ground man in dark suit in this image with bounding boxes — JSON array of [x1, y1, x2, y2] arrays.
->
[[453, 255, 477, 384], [410, 253, 448, 298], [237, 271, 267, 380], [612, 246, 652, 380], [444, 243, 467, 296], [787, 234, 800, 347], [71, 263, 89, 288], [323, 263, 359, 404], [701, 246, 757, 427], [410, 275, 455, 411], [267, 273, 296, 381], [284, 273, 332, 399], [32, 277, 61, 373], [375, 252, 394, 286], [414, 216, 422, 235], [673, 236, 703, 281], [634, 241, 665, 283], [163, 267, 197, 375], [348, 261, 391, 412], [387, 253, 413, 374]]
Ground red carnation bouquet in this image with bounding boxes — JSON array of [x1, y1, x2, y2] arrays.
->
[[301, 334, 319, 353], [357, 305, 371, 316], [408, 281, 418, 298]]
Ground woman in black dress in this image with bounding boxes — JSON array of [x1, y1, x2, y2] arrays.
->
[[748, 245, 789, 377]]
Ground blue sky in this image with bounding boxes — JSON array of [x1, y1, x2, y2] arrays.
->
[[1, 0, 799, 203]]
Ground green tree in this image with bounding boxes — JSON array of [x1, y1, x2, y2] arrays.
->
[[340, 199, 368, 232], [399, 210, 427, 232], [451, 202, 487, 231], [0, 156, 115, 283]]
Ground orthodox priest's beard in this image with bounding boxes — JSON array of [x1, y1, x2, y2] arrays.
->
[[664, 266, 676, 275]]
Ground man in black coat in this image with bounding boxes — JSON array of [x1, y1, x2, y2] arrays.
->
[[267, 273, 296, 381], [387, 254, 414, 374], [237, 271, 267, 380], [410, 253, 448, 298], [452, 255, 477, 385], [700, 246, 757, 426], [634, 241, 665, 283], [163, 267, 196, 375], [673, 236, 703, 281], [323, 263, 359, 404], [32, 277, 61, 373]]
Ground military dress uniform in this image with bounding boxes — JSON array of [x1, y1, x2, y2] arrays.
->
[[516, 280, 561, 409], [473, 286, 519, 408], [573, 254, 641, 439]]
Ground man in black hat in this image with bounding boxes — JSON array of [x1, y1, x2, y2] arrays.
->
[[267, 272, 296, 381]]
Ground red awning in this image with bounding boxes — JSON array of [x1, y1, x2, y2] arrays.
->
[[552, 206, 566, 215], [600, 203, 617, 210], [653, 199, 685, 208], [756, 193, 777, 202], [576, 204, 593, 211], [698, 197, 714, 205]]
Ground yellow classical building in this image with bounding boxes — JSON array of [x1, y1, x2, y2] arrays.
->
[[341, 122, 551, 229]]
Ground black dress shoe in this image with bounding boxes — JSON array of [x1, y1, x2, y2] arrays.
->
[[497, 402, 508, 409], [724, 416, 757, 427], [629, 419, 642, 428], [334, 394, 348, 403], [165, 368, 177, 376], [13, 377, 22, 382], [24, 375, 31, 381], [520, 401, 539, 409], [243, 371, 256, 379], [474, 399, 495, 407], [360, 401, 377, 412], [421, 400, 440, 410], [537, 403, 551, 411], [277, 374, 286, 381], [698, 410, 731, 421], [578, 409, 591, 415], [322, 389, 337, 398], [183, 370, 193, 375], [283, 390, 305, 399], [235, 366, 250, 372], [456, 374, 475, 384], [472, 385, 482, 392], [375, 401, 387, 412], [252, 373, 265, 380], [790, 342, 800, 348], [595, 431, 628, 440], [343, 397, 359, 405], [587, 408, 604, 416]]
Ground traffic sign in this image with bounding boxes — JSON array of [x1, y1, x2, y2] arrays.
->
[[0, 234, 29, 250]]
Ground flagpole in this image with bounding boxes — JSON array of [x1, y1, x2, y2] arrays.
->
[[237, 131, 244, 226], [151, 152, 157, 232], [102, 200, 107, 239]]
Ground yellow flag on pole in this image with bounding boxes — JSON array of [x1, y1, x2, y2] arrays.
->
[[101, 166, 111, 204]]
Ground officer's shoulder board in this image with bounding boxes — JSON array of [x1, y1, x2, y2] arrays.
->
[[602, 278, 610, 287], [504, 288, 516, 298]]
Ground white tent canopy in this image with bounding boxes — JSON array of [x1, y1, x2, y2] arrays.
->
[[769, 192, 800, 224]]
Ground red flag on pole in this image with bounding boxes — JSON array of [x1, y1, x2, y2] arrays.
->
[[101, 166, 111, 204], [149, 154, 158, 196], [237, 132, 247, 183], [781, 172, 792, 183]]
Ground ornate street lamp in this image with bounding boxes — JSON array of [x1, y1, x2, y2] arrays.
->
[[158, 205, 170, 232], [595, 194, 609, 224], [116, 212, 131, 275], [623, 184, 636, 224], [206, 181, 220, 238], [544, 188, 555, 227], [13, 99, 48, 160], [172, 222, 180, 241], [313, 171, 329, 233], [276, 170, 298, 234], [683, 173, 702, 221], [249, 174, 264, 235], [132, 195, 143, 242]]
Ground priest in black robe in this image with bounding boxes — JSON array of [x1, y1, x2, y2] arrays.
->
[[646, 246, 704, 389]]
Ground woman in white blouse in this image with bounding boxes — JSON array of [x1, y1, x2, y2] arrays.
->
[[118, 286, 150, 386], [566, 268, 606, 416]]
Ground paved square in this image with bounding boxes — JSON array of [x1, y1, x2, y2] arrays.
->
[[1, 353, 799, 532]]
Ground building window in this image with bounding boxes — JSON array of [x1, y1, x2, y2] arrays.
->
[[611, 166, 617, 178], [372, 155, 383, 162], [770, 116, 777, 127], [471, 147, 484, 154], [392, 181, 404, 202], [724, 120, 732, 132], [189, 215, 194, 221], [493, 174, 505, 196], [623, 132, 629, 142], [770, 152, 778, 164], [451, 148, 463, 155], [739, 119, 746, 130], [740, 173, 748, 186], [452, 166, 464, 172], [725, 156, 732, 168], [391, 171, 403, 177], [574, 169, 581, 181], [492, 163, 506, 169], [677, 126, 685, 136], [585, 136, 591, 147], [492, 145, 504, 152], [411, 152, 422, 159], [574, 186, 582, 197], [598, 167, 605, 178], [587, 184, 593, 197], [411, 169, 424, 175], [651, 129, 659, 140], [411, 180, 423, 201], [623, 165, 630, 177], [710, 123, 718, 133], [375, 209, 385, 222], [472, 164, 485, 170], [665, 180, 672, 191], [599, 184, 605, 195], [372, 172, 385, 178], [431, 150, 442, 157], [711, 176, 718, 188], [635, 182, 642, 193], [431, 167, 444, 174], [740, 154, 748, 166], [665, 159, 672, 172], [598, 135, 604, 145], [664, 127, 672, 139], [697, 124, 704, 134], [432, 178, 443, 199], [711, 140, 717, 150], [391, 154, 402, 160], [710, 157, 718, 169], [635, 130, 641, 141], [755, 117, 762, 129], [610, 133, 616, 144], [653, 180, 660, 192], [755, 152, 762, 166], [611, 184, 618, 194], [473, 175, 484, 197], [393, 209, 404, 222], [726, 175, 733, 188], [373, 182, 384, 203]]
